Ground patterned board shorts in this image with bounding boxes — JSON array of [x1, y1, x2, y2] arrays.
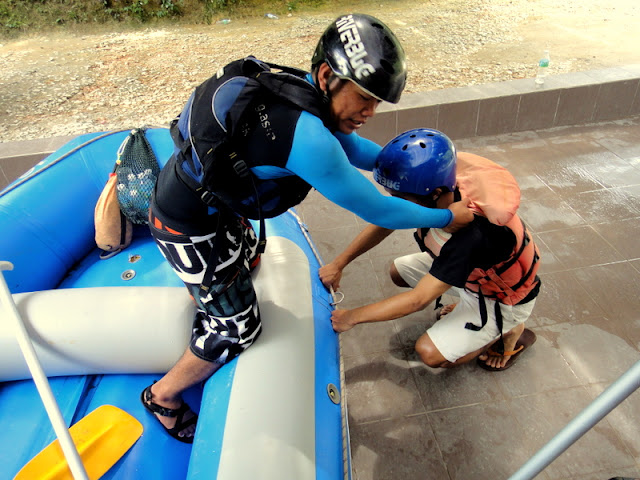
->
[[150, 211, 262, 364]]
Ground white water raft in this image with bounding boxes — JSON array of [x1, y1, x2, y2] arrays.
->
[[0, 128, 350, 480]]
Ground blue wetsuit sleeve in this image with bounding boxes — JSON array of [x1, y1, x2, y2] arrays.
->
[[286, 112, 453, 229], [333, 131, 381, 171]]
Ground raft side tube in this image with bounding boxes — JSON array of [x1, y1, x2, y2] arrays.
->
[[0, 286, 193, 382], [0, 129, 173, 294]]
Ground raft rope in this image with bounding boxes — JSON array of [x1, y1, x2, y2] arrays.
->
[[288, 208, 350, 480]]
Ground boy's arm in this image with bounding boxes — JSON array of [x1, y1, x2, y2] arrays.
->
[[330, 273, 451, 332], [319, 224, 394, 290]]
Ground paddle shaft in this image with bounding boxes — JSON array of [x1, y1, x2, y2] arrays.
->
[[0, 261, 89, 480]]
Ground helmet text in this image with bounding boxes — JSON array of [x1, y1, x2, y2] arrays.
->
[[373, 170, 400, 190], [335, 15, 376, 79]]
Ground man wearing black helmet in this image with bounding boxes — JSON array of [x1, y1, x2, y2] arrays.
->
[[141, 16, 474, 442], [320, 128, 541, 373]]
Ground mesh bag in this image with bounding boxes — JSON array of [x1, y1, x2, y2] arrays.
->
[[115, 128, 160, 225]]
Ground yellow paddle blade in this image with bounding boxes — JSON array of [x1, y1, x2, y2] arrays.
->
[[14, 405, 143, 480]]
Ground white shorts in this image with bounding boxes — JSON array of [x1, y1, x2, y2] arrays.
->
[[393, 252, 536, 363]]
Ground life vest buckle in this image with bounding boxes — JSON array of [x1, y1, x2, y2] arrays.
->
[[233, 159, 249, 178], [200, 190, 218, 207]]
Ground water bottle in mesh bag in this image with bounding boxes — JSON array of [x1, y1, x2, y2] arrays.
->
[[115, 128, 160, 224]]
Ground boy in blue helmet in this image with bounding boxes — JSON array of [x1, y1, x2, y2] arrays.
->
[[320, 128, 541, 371]]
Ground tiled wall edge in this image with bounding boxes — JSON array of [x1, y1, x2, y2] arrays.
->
[[360, 64, 640, 143]]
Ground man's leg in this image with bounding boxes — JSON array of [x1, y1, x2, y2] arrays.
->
[[390, 262, 411, 287], [414, 290, 526, 368], [414, 289, 488, 368], [415, 332, 486, 368], [476, 296, 536, 370], [144, 262, 260, 438], [146, 213, 261, 441], [393, 251, 460, 316], [416, 322, 525, 368], [145, 350, 220, 439], [391, 252, 434, 288]]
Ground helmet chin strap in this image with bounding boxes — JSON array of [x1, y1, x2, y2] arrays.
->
[[318, 72, 343, 130], [322, 73, 340, 103]]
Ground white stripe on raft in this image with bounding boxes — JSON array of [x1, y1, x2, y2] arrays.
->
[[210, 237, 317, 479], [0, 287, 193, 382]]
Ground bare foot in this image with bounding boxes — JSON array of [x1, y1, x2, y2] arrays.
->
[[478, 327, 537, 372], [478, 347, 522, 370]]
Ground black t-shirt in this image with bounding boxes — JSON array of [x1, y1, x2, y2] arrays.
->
[[429, 215, 514, 288], [427, 215, 541, 302]]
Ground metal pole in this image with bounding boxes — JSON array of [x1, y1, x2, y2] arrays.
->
[[508, 359, 640, 480], [0, 262, 89, 480]]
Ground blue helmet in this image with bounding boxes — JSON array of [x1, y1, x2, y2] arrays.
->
[[373, 128, 457, 196]]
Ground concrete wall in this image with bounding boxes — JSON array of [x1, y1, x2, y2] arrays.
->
[[359, 64, 640, 145]]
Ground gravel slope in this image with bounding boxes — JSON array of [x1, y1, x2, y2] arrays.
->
[[1, 0, 638, 142]]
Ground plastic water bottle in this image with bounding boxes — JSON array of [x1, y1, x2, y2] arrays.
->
[[137, 171, 156, 200], [264, 13, 278, 19], [535, 50, 550, 85]]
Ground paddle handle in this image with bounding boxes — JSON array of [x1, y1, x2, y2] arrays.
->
[[0, 262, 89, 480]]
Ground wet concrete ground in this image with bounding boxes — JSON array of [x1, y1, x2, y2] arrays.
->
[[297, 117, 640, 480]]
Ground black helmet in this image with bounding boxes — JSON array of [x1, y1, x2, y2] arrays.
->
[[311, 13, 407, 104]]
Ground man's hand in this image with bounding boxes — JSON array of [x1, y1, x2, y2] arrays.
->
[[331, 308, 358, 333], [319, 262, 343, 290], [444, 197, 474, 233]]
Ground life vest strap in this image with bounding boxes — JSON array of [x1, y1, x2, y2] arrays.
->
[[464, 290, 505, 355], [509, 251, 540, 293]]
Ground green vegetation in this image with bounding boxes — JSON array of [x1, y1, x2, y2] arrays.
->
[[0, 0, 326, 37]]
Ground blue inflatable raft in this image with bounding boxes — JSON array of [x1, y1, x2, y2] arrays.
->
[[0, 128, 350, 479]]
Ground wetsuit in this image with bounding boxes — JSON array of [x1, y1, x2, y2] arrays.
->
[[150, 71, 454, 365]]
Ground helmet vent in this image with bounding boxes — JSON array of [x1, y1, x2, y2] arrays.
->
[[402, 145, 408, 151], [419, 142, 426, 148]]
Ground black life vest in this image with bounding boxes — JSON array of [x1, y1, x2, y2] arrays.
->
[[170, 56, 329, 224], [167, 57, 330, 296]]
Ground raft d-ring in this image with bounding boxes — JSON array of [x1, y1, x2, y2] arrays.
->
[[330, 290, 345, 306], [121, 269, 136, 281], [327, 383, 341, 404]]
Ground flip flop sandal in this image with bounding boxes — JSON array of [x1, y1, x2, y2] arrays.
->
[[140, 384, 198, 444], [477, 328, 537, 372]]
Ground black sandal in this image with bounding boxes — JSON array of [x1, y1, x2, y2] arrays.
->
[[140, 384, 198, 444]]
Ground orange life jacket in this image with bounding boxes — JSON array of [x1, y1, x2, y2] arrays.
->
[[418, 152, 540, 306]]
